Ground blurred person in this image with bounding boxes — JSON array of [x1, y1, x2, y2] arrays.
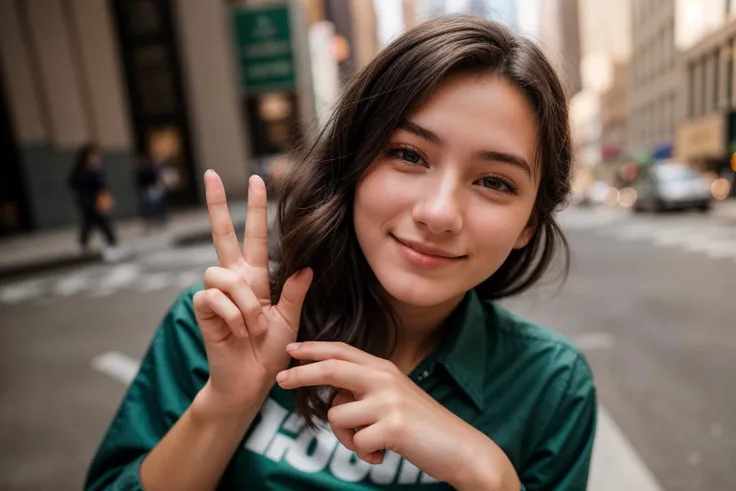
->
[[135, 153, 168, 232], [67, 142, 120, 262], [86, 16, 595, 491]]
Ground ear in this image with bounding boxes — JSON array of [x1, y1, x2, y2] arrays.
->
[[513, 216, 537, 250]]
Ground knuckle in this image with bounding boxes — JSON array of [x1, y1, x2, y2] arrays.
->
[[387, 411, 405, 435], [322, 359, 340, 378], [225, 310, 242, 326], [352, 433, 368, 455], [234, 273, 249, 290], [377, 369, 395, 385], [205, 288, 220, 302], [203, 267, 218, 286], [382, 391, 403, 411], [336, 342, 350, 357]]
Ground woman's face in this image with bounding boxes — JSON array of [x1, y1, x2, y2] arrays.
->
[[354, 74, 540, 309]]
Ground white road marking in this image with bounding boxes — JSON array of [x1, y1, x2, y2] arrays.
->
[[561, 208, 736, 263], [53, 272, 92, 297], [0, 279, 45, 304], [589, 406, 664, 491], [91, 351, 140, 384], [98, 264, 141, 289], [138, 272, 173, 291], [94, 351, 663, 491]]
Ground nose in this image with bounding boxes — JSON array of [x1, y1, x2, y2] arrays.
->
[[411, 174, 463, 234]]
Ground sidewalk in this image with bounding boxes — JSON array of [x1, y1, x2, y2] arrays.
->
[[0, 203, 246, 281], [712, 197, 736, 220]]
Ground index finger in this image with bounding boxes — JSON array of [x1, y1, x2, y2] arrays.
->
[[285, 342, 380, 366], [243, 175, 269, 268], [276, 359, 368, 393], [204, 170, 242, 267]]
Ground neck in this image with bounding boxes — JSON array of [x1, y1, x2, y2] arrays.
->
[[388, 294, 464, 374]]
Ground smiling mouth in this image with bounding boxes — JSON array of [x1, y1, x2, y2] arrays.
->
[[390, 234, 465, 260]]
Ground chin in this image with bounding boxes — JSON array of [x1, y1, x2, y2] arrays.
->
[[377, 271, 462, 308]]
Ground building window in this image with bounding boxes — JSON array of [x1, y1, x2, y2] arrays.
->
[[701, 58, 707, 116], [714, 51, 720, 110], [688, 63, 695, 118]]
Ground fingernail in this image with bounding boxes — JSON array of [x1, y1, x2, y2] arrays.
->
[[276, 371, 288, 383], [205, 169, 216, 175], [241, 326, 248, 338], [286, 342, 300, 352], [258, 314, 267, 331]]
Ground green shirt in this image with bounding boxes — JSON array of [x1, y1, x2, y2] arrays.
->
[[85, 283, 596, 490]]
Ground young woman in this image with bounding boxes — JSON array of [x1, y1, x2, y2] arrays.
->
[[86, 16, 596, 491]]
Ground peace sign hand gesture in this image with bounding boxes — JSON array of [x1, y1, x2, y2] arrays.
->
[[192, 171, 312, 416]]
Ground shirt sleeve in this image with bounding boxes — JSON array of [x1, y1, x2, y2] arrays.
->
[[84, 284, 209, 491], [519, 355, 598, 491]]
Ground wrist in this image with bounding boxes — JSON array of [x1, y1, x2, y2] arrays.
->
[[450, 433, 520, 491], [191, 379, 272, 426]]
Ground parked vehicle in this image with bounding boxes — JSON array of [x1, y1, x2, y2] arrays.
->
[[633, 161, 712, 213]]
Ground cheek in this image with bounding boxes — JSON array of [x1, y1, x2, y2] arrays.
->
[[468, 205, 532, 262], [354, 164, 410, 233]]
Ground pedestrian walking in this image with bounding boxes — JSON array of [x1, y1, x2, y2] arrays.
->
[[68, 142, 121, 262], [86, 16, 596, 491]]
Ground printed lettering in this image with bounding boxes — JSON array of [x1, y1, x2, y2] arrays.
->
[[265, 433, 297, 462], [245, 398, 288, 454], [420, 472, 440, 483], [245, 398, 438, 485], [282, 412, 305, 433], [397, 459, 421, 484], [369, 450, 402, 485], [329, 443, 371, 482], [284, 426, 338, 473]]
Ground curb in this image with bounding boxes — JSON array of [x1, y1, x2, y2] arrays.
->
[[0, 222, 244, 283]]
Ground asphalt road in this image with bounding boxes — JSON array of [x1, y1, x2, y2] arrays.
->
[[0, 206, 734, 490]]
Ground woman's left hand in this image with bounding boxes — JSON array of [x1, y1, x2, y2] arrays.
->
[[276, 341, 520, 490]]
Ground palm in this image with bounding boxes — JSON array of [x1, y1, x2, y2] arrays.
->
[[195, 172, 311, 407]]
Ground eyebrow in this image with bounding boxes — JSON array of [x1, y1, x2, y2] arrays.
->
[[397, 120, 533, 178]]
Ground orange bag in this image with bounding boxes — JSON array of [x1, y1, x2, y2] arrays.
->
[[96, 190, 114, 214]]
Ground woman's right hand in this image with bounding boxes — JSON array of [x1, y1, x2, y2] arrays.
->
[[192, 171, 312, 417]]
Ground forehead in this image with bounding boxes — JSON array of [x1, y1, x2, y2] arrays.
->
[[406, 74, 538, 161]]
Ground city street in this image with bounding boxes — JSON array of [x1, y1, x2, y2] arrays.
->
[[1, 206, 735, 490]]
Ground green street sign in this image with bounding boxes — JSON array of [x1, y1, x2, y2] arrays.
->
[[231, 5, 295, 94]]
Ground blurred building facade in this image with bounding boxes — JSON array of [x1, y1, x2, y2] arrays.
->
[[538, 0, 582, 98], [601, 61, 630, 164], [676, 11, 736, 189], [572, 0, 630, 172], [628, 0, 678, 158], [0, 0, 338, 234]]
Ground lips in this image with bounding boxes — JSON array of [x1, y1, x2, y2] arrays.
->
[[392, 236, 461, 259], [391, 234, 464, 270]]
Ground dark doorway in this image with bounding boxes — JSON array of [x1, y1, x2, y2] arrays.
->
[[110, 0, 198, 207], [0, 67, 32, 236]]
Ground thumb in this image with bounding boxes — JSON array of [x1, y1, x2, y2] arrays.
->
[[276, 268, 313, 330]]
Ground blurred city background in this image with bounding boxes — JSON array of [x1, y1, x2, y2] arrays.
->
[[0, 0, 734, 490]]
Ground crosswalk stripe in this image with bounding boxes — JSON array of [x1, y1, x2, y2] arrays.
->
[[561, 208, 736, 262]]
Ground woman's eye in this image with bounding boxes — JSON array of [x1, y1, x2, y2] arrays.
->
[[477, 176, 518, 194], [388, 147, 425, 166]]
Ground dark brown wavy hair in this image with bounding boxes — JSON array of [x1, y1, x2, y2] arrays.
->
[[272, 15, 573, 426]]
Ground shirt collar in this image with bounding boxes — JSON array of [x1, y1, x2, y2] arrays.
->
[[435, 289, 488, 411]]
